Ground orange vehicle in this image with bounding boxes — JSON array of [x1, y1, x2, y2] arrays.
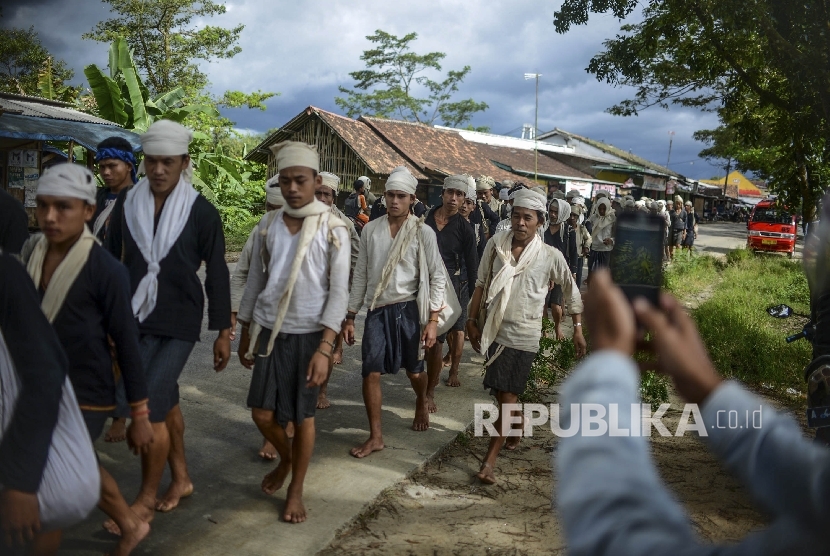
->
[[746, 199, 796, 257]]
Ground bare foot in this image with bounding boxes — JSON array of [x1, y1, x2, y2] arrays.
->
[[283, 483, 307, 524], [554, 326, 565, 341], [262, 460, 291, 495], [412, 400, 429, 431], [444, 372, 461, 387], [505, 435, 521, 450], [105, 418, 127, 443], [476, 462, 497, 485], [316, 392, 331, 409], [332, 349, 343, 365], [349, 437, 384, 458], [442, 354, 451, 367], [103, 502, 154, 536], [155, 481, 194, 512], [259, 439, 277, 460], [110, 518, 150, 556], [426, 394, 438, 414], [285, 421, 295, 439]]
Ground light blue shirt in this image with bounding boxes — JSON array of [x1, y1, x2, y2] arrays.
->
[[556, 351, 828, 555]]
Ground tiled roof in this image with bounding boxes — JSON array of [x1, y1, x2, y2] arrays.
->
[[476, 143, 593, 180], [359, 116, 518, 182], [246, 106, 425, 179], [0, 93, 120, 126]]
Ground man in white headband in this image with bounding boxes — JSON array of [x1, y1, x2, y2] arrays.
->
[[105, 119, 232, 520], [544, 198, 577, 340], [467, 188, 585, 485], [237, 140, 350, 524], [423, 174, 478, 401], [476, 175, 501, 215], [229, 174, 285, 462], [682, 200, 699, 254], [25, 162, 154, 554], [343, 166, 448, 456], [313, 170, 360, 410], [668, 195, 688, 260]]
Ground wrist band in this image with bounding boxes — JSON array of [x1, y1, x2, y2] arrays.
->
[[316, 348, 333, 359], [467, 317, 477, 322], [429, 318, 439, 323], [321, 339, 337, 350], [344, 314, 356, 321], [131, 409, 150, 418], [574, 323, 582, 327]]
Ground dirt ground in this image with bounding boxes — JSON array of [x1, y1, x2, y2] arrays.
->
[[320, 382, 809, 556]]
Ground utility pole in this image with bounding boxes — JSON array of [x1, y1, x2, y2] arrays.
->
[[525, 73, 542, 182], [666, 130, 675, 168]]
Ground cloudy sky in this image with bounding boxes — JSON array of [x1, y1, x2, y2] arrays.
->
[[3, 0, 724, 179]]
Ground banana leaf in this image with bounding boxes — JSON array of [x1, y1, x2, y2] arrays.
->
[[84, 64, 128, 126]]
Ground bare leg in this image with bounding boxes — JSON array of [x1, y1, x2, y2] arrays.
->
[[408, 371, 429, 431], [99, 466, 150, 555], [105, 417, 127, 443], [445, 330, 464, 387], [425, 343, 443, 413], [351, 373, 385, 457], [156, 405, 193, 512], [476, 391, 519, 485], [442, 334, 452, 367], [26, 530, 62, 556], [252, 409, 292, 495], [550, 303, 564, 340], [331, 332, 344, 365], [104, 421, 168, 534], [284, 417, 316, 523]]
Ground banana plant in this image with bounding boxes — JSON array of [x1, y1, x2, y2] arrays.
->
[[84, 37, 217, 132]]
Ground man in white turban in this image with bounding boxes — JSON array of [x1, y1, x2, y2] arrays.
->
[[421, 174, 478, 399], [467, 187, 585, 485], [476, 175, 501, 214], [104, 120, 232, 520], [343, 166, 448, 455], [27, 162, 154, 554], [237, 141, 350, 524], [544, 198, 577, 340], [313, 170, 360, 410]]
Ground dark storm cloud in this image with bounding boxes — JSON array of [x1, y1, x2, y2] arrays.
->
[[4, 0, 724, 179]]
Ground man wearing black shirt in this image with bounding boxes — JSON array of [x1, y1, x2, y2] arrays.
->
[[424, 175, 478, 409], [106, 120, 231, 523], [0, 188, 29, 254]]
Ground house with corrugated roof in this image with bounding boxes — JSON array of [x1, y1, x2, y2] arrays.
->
[[0, 92, 140, 224]]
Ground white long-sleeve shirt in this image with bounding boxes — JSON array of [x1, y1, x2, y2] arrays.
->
[[238, 212, 350, 334], [348, 216, 445, 313], [557, 351, 828, 555], [476, 238, 583, 352], [230, 227, 257, 313]]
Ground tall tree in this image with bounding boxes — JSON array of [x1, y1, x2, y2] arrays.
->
[[336, 30, 488, 128], [83, 0, 244, 95], [0, 26, 74, 97], [553, 0, 830, 218]]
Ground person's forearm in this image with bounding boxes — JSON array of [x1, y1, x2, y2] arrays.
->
[[468, 286, 484, 321]]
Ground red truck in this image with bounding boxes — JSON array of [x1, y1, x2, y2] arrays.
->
[[746, 199, 796, 257]]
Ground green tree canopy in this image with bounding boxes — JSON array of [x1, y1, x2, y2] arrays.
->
[[83, 0, 244, 95], [554, 0, 830, 217], [0, 25, 74, 97], [336, 30, 488, 128]]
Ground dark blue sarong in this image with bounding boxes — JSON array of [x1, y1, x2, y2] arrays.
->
[[361, 300, 424, 377]]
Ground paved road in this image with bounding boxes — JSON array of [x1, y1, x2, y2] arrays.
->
[[62, 274, 492, 556]]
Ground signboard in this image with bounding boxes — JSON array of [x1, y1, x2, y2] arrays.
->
[[565, 180, 592, 198], [665, 180, 677, 195], [8, 166, 24, 189], [642, 175, 666, 191], [24, 185, 38, 208], [593, 183, 617, 196], [8, 150, 23, 167]]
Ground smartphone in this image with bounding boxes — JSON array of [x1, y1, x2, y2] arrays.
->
[[610, 211, 666, 305]]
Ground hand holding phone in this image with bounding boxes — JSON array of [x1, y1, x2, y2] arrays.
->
[[609, 211, 666, 306]]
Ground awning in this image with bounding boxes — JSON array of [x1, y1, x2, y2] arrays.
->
[[0, 113, 141, 152], [739, 196, 764, 206]]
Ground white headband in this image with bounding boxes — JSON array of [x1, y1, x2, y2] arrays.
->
[[512, 188, 547, 212], [475, 175, 495, 191], [271, 141, 320, 172], [140, 119, 192, 156], [443, 174, 469, 192], [319, 171, 340, 192], [37, 163, 97, 205], [385, 166, 418, 195], [265, 175, 284, 206]]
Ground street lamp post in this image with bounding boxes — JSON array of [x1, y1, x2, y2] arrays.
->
[[524, 73, 542, 182]]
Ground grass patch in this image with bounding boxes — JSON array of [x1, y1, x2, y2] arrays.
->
[[668, 249, 811, 395], [663, 253, 721, 300], [224, 212, 261, 252], [521, 318, 577, 403]]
